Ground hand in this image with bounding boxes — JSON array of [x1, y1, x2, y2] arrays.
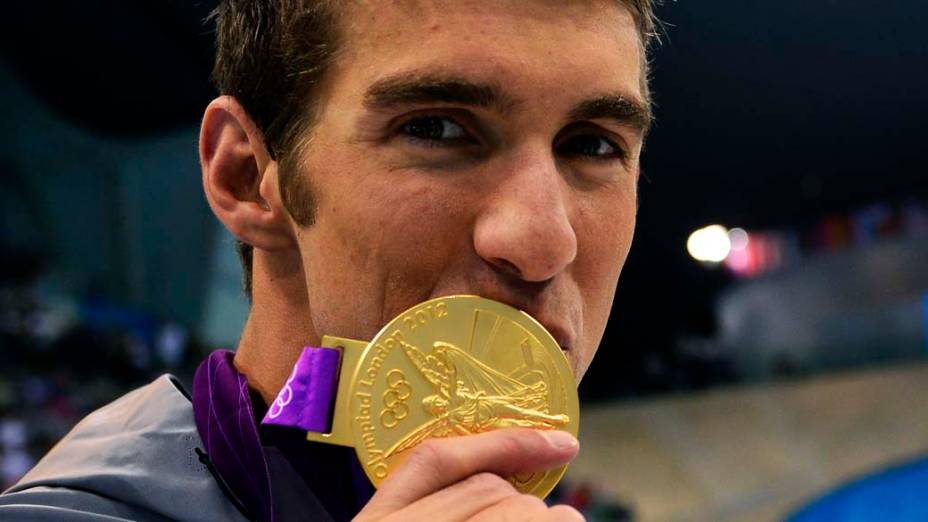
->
[[354, 428, 584, 521]]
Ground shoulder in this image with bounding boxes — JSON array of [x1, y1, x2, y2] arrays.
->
[[0, 375, 249, 522]]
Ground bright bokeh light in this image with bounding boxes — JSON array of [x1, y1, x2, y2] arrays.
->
[[728, 227, 749, 251], [687, 225, 731, 263]]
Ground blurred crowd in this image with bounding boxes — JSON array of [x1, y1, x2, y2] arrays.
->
[[0, 248, 201, 489]]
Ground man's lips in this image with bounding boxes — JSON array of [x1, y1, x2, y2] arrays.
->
[[506, 307, 575, 353], [475, 295, 574, 352], [508, 305, 574, 352], [435, 290, 575, 352]]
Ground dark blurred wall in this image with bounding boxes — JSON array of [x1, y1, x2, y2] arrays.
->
[[1, 65, 215, 327]]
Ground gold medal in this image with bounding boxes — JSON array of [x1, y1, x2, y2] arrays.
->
[[308, 295, 580, 498]]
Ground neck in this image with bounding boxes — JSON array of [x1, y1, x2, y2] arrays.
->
[[234, 249, 317, 406]]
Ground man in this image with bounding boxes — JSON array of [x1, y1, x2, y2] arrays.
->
[[1, 0, 656, 520]]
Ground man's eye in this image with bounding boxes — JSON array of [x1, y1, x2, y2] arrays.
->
[[556, 134, 624, 160], [399, 116, 469, 144]]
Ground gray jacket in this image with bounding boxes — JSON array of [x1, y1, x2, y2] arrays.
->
[[0, 375, 249, 521]]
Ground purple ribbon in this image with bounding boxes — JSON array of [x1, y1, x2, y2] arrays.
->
[[261, 346, 341, 433], [193, 347, 345, 522], [193, 350, 275, 521]]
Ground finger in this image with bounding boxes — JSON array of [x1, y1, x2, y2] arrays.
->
[[540, 505, 585, 522], [471, 498, 586, 522], [467, 492, 549, 522], [363, 428, 578, 516], [384, 472, 519, 522]]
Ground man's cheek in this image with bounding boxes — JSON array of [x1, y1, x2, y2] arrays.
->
[[577, 221, 629, 285], [384, 205, 461, 275], [381, 183, 463, 242]]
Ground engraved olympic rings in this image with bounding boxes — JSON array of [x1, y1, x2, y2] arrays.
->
[[380, 369, 412, 428]]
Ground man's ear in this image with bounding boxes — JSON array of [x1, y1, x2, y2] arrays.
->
[[200, 95, 295, 251]]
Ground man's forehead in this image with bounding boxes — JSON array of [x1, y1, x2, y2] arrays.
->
[[348, 0, 625, 20], [337, 0, 644, 103], [343, 0, 636, 50]]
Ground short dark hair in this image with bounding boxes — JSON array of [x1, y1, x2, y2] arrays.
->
[[210, 0, 659, 300]]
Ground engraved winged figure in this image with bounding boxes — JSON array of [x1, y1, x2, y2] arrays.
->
[[384, 340, 569, 458]]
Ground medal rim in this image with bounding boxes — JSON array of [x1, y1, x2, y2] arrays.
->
[[345, 294, 580, 498]]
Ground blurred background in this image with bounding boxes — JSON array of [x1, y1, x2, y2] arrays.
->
[[1, 1, 926, 520]]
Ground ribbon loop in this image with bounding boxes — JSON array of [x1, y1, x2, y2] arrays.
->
[[261, 346, 341, 433]]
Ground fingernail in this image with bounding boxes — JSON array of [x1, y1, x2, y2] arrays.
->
[[541, 430, 578, 450]]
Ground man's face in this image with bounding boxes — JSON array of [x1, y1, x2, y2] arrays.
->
[[290, 0, 647, 380]]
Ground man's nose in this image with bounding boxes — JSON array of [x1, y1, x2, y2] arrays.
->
[[473, 150, 577, 282]]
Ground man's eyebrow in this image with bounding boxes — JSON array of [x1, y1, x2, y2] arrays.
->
[[567, 95, 653, 135], [363, 73, 518, 114]]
